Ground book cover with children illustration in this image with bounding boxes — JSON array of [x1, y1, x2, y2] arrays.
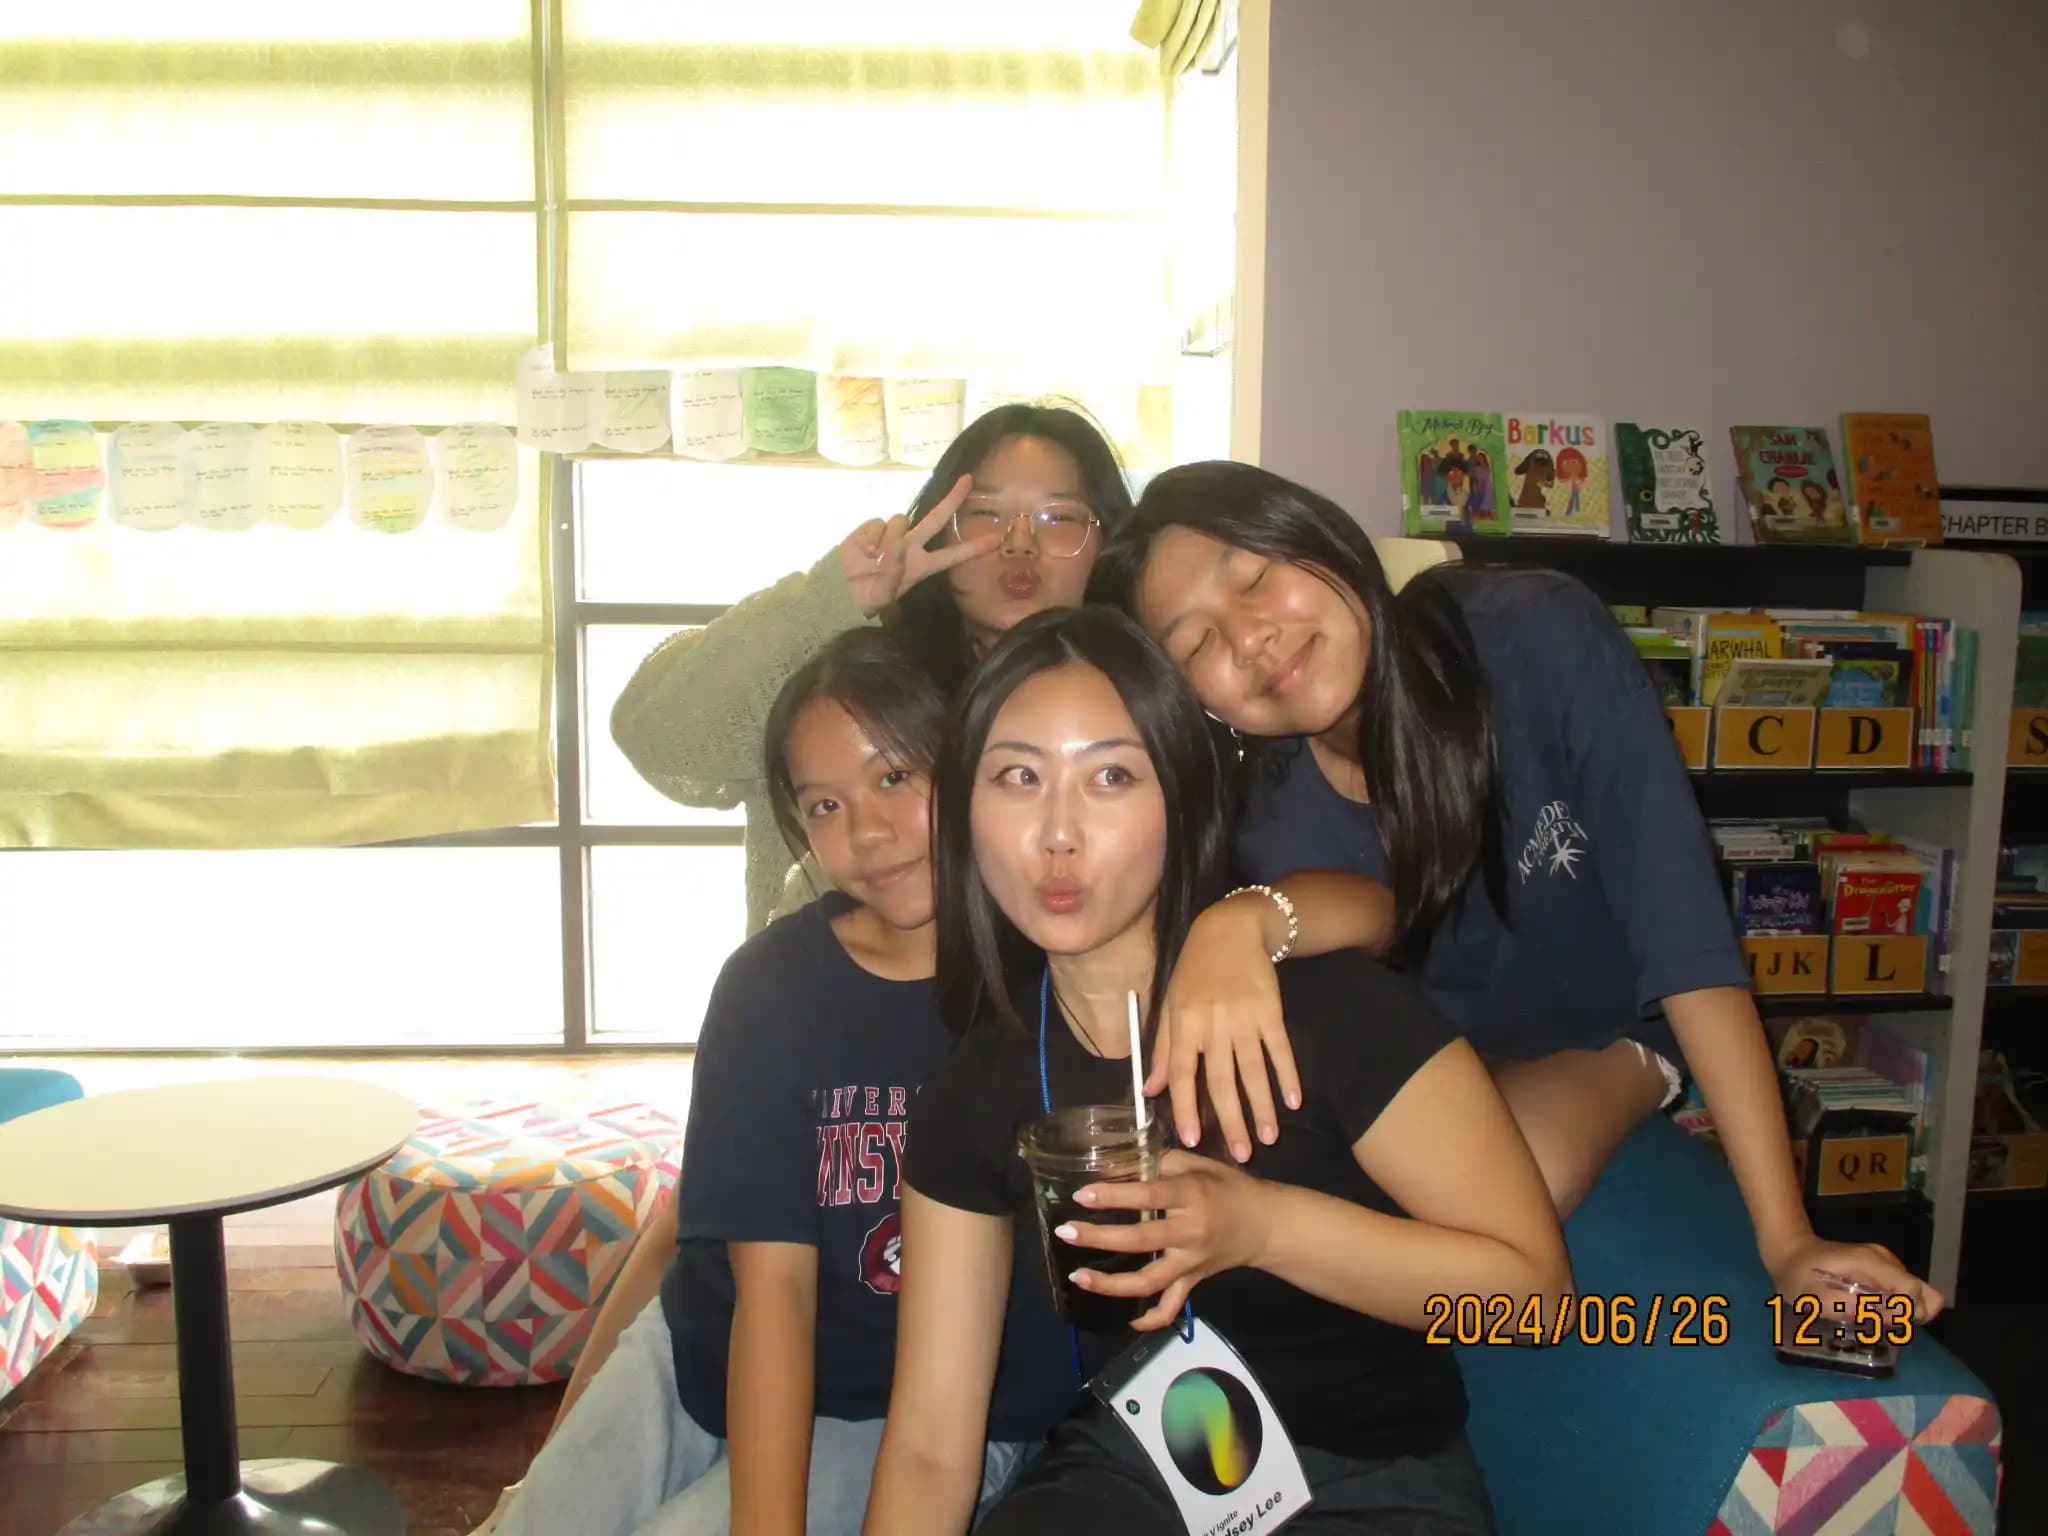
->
[[1398, 410, 1508, 536], [1842, 411, 1945, 547], [1616, 423, 1721, 544], [1731, 425, 1855, 545], [1503, 413, 1609, 536]]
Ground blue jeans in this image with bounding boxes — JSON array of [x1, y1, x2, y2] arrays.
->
[[497, 1298, 1031, 1536]]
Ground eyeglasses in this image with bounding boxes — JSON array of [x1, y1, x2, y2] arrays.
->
[[952, 497, 1099, 559]]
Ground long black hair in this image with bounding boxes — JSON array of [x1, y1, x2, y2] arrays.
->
[[1092, 460, 1505, 959], [932, 605, 1229, 1038], [885, 401, 1134, 695], [762, 627, 948, 863]]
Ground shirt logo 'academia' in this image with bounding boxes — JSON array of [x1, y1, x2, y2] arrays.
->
[[1517, 799, 1587, 882]]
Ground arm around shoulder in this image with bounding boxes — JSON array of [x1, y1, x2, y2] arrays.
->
[[610, 545, 874, 806]]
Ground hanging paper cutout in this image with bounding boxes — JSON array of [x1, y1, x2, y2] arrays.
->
[[348, 425, 432, 533], [0, 422, 32, 528], [741, 367, 818, 455], [188, 422, 261, 531], [671, 369, 745, 461], [435, 423, 519, 531], [259, 421, 344, 530], [27, 420, 104, 529], [597, 373, 672, 453], [818, 376, 888, 467], [108, 422, 190, 531], [515, 345, 597, 451], [885, 379, 967, 468]]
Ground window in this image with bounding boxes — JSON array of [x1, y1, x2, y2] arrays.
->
[[0, 4, 1238, 1054]]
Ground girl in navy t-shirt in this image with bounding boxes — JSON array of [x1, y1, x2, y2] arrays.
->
[[490, 630, 1066, 1536], [1092, 461, 1943, 1322]]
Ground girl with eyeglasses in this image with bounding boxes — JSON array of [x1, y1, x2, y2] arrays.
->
[[612, 402, 1130, 936]]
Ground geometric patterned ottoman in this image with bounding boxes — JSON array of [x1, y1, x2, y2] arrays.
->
[[334, 1100, 682, 1387], [1710, 1394, 2003, 1535], [1, 1218, 99, 1400]]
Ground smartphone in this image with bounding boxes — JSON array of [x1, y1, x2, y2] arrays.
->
[[1774, 1274, 1899, 1378]]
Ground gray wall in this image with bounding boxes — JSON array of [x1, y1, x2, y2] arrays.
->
[[1255, 0, 2048, 533]]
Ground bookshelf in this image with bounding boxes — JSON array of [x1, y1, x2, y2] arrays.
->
[[1952, 528, 2048, 1300], [1453, 538, 2021, 1300]]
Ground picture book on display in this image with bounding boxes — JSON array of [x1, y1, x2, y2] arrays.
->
[[1715, 657, 1832, 709], [1615, 424, 1721, 544], [1398, 411, 1508, 537], [1842, 412, 1944, 547], [1730, 861, 1824, 934], [1502, 413, 1608, 537], [1769, 1016, 1856, 1069], [1730, 425, 1854, 545]]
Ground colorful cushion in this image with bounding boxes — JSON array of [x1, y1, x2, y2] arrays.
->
[[1711, 1393, 2001, 1534], [334, 1100, 682, 1387], [1, 1218, 99, 1400]]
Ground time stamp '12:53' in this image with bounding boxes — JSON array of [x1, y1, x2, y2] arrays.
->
[[1422, 1293, 1919, 1349]]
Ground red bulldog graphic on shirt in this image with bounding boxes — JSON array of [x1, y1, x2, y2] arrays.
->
[[859, 1212, 903, 1296]]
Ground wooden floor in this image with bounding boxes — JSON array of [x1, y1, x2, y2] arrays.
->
[[0, 1226, 560, 1534], [0, 1054, 691, 1536]]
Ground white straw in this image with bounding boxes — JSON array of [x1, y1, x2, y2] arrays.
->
[[1126, 989, 1149, 1130]]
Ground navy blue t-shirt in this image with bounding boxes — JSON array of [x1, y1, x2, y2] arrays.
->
[[1237, 566, 1748, 1067], [661, 894, 1072, 1440]]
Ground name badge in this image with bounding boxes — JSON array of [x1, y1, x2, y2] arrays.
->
[[1089, 1321, 1310, 1536]]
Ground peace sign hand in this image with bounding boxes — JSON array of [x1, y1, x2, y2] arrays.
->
[[837, 474, 1000, 618]]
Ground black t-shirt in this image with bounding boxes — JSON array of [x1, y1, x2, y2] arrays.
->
[[662, 894, 1072, 1439], [904, 948, 1469, 1462], [1237, 567, 1749, 1068]]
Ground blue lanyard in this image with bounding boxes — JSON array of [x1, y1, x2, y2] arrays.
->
[[1036, 970, 1195, 1373]]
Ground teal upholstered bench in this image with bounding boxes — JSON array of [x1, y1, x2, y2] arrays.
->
[[1458, 1117, 1999, 1534]]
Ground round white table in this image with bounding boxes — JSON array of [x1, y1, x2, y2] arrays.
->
[[0, 1076, 420, 1535]]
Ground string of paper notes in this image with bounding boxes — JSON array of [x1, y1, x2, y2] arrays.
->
[[0, 420, 519, 534], [515, 347, 1148, 467]]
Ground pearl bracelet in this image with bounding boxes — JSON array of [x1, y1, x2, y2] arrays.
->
[[1225, 883, 1299, 964]]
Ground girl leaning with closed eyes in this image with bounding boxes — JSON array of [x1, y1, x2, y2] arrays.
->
[[1090, 461, 1945, 1322], [862, 606, 1568, 1535]]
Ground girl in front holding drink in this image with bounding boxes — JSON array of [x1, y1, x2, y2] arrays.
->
[[493, 630, 1066, 1536], [863, 608, 1568, 1534], [1092, 461, 1945, 1318]]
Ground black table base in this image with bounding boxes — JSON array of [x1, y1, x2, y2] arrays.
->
[[56, 1217, 405, 1534], [55, 1458, 407, 1535]]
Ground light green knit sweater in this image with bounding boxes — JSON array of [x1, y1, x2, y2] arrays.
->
[[609, 546, 875, 933]]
